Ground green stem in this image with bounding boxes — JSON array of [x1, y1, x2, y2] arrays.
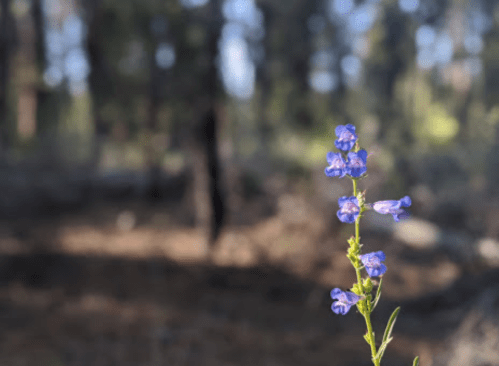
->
[[364, 309, 380, 366], [352, 178, 379, 366], [354, 219, 363, 288], [352, 179, 363, 288]]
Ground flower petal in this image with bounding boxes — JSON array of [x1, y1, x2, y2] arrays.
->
[[400, 196, 412, 207], [330, 288, 343, 300], [344, 291, 360, 304], [392, 209, 410, 222], [373, 200, 400, 214], [337, 210, 357, 224], [344, 124, 356, 133], [326, 152, 336, 164], [335, 125, 348, 137], [365, 264, 387, 277], [331, 301, 351, 315], [355, 149, 368, 162], [374, 251, 386, 261], [338, 196, 349, 207]]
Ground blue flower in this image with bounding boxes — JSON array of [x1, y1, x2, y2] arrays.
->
[[372, 196, 411, 222], [346, 150, 367, 178], [360, 251, 387, 277], [330, 288, 360, 315], [337, 196, 360, 224], [325, 152, 347, 177], [334, 124, 358, 151]]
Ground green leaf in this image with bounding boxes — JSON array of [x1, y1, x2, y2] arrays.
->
[[371, 277, 383, 310], [413, 356, 419, 366], [363, 332, 371, 345], [376, 307, 401, 361], [382, 306, 400, 345], [376, 337, 392, 360]]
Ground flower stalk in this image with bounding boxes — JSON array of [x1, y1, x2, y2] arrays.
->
[[327, 124, 418, 366]]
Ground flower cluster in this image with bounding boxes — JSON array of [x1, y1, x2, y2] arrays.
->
[[325, 124, 417, 366], [325, 124, 368, 178]]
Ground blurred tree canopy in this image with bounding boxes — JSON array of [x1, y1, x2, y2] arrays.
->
[[1, 0, 499, 236]]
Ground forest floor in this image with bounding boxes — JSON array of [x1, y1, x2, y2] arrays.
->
[[0, 198, 486, 366]]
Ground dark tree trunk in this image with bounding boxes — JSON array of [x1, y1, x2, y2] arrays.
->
[[255, 4, 273, 153], [85, 0, 112, 134], [32, 0, 44, 68], [146, 50, 163, 202], [85, 0, 112, 169], [206, 1, 225, 245], [204, 107, 225, 243], [189, 104, 225, 247], [0, 0, 14, 152], [189, 0, 226, 251]]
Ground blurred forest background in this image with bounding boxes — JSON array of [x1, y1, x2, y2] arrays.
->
[[2, 0, 499, 365]]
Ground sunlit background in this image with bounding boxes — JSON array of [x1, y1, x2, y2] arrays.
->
[[1, 0, 499, 365]]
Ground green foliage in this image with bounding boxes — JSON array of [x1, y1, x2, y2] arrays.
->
[[376, 306, 401, 361], [371, 277, 383, 310]]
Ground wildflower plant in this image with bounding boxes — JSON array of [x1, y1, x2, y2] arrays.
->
[[326, 124, 419, 366]]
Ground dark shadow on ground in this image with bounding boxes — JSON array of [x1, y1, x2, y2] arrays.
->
[[0, 249, 486, 365]]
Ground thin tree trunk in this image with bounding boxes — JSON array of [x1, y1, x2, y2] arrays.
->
[[85, 0, 110, 168], [255, 4, 273, 155], [189, 0, 226, 254], [14, 0, 37, 141], [146, 48, 163, 201], [32, 0, 44, 68], [205, 0, 225, 246], [0, 0, 14, 152]]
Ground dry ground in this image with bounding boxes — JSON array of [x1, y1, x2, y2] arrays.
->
[[0, 199, 477, 366]]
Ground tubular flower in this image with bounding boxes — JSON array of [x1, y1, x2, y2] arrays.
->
[[334, 124, 358, 151], [325, 152, 348, 177], [331, 288, 360, 315], [346, 150, 368, 178], [337, 196, 360, 224], [372, 196, 411, 222], [360, 251, 387, 277]]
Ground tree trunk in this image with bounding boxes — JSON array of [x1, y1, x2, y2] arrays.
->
[[0, 0, 14, 152], [85, 0, 111, 168], [189, 0, 226, 254], [146, 47, 164, 202]]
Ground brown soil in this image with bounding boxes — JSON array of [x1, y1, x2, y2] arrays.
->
[[0, 200, 470, 366]]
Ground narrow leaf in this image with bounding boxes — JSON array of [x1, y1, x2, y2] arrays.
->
[[413, 356, 419, 366], [376, 337, 392, 360], [382, 306, 400, 345], [371, 277, 383, 310], [376, 307, 401, 361]]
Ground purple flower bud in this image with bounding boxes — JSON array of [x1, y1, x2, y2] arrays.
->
[[330, 288, 360, 315], [346, 150, 368, 178], [372, 196, 411, 222], [325, 152, 348, 178], [337, 196, 360, 224], [334, 124, 358, 151], [359, 251, 387, 277]]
